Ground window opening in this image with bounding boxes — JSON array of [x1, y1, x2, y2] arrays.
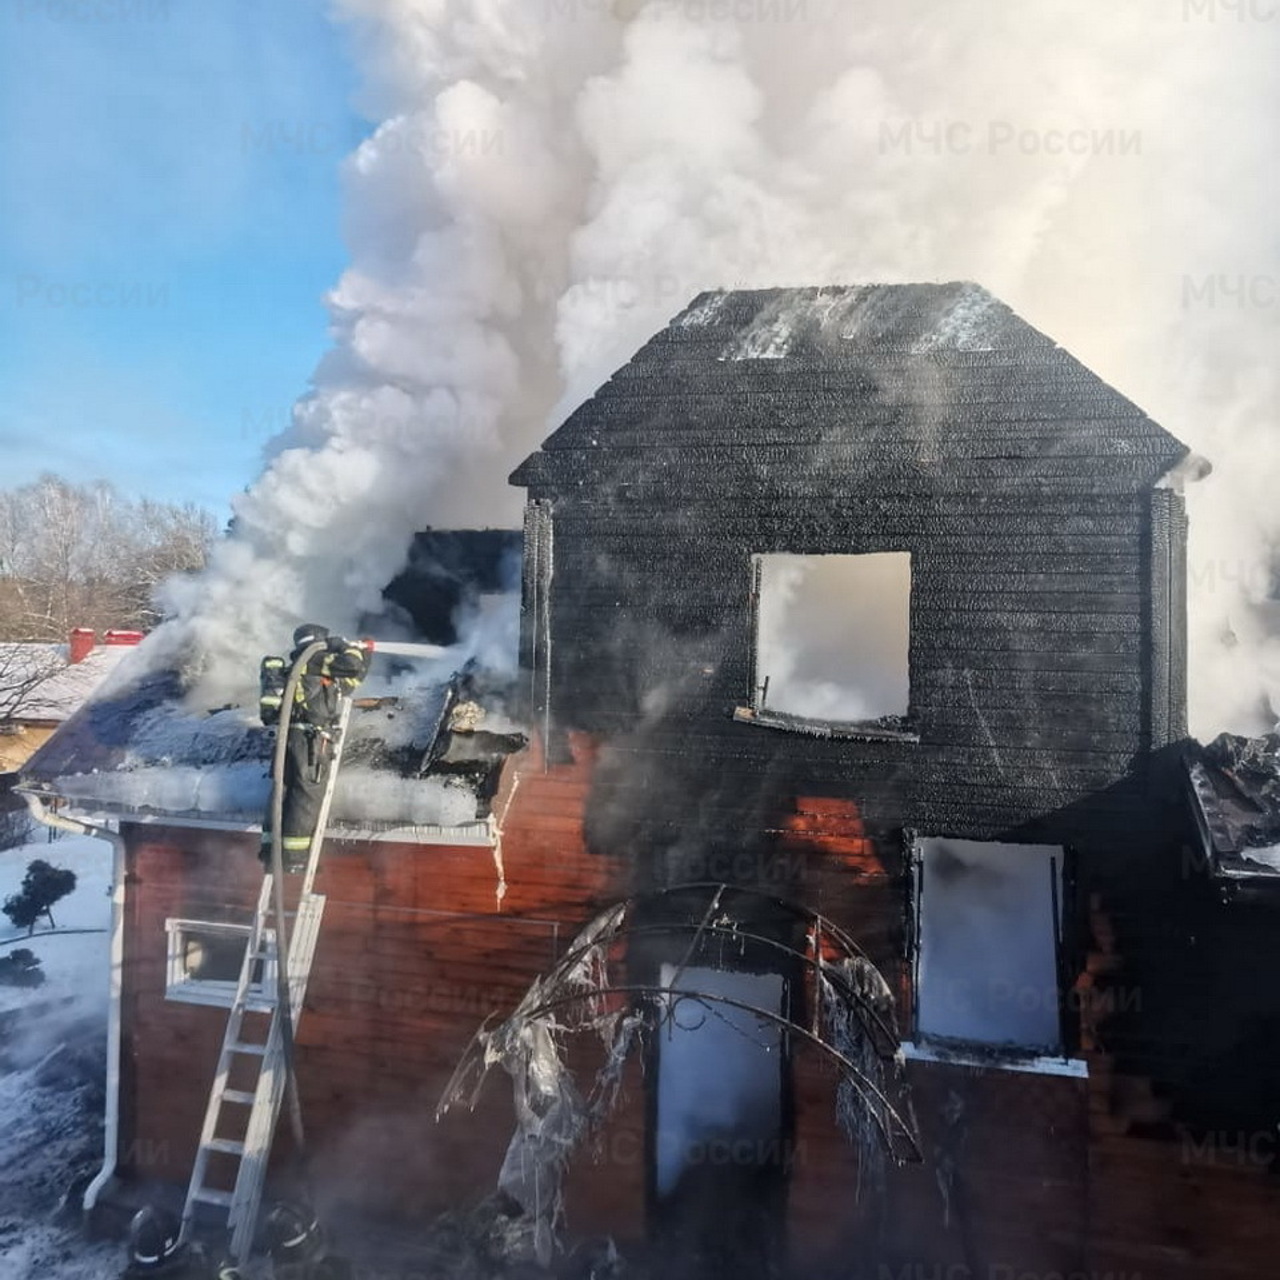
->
[[655, 965, 786, 1199], [164, 919, 274, 1009], [914, 837, 1064, 1053], [751, 552, 911, 729]]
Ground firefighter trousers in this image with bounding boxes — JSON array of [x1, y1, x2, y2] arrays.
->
[[260, 724, 333, 872]]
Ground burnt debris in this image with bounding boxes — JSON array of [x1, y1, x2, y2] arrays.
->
[[379, 528, 522, 646], [1186, 732, 1280, 883]]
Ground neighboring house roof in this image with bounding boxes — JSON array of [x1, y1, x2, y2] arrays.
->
[[511, 283, 1189, 494], [17, 665, 526, 841], [0, 642, 135, 723]]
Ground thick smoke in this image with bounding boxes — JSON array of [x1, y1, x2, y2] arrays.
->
[[157, 0, 1276, 736]]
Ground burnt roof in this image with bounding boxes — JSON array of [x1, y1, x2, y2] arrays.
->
[[17, 666, 524, 835], [511, 283, 1188, 496], [1186, 734, 1280, 889]]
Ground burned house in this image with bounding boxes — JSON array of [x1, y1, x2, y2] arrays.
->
[[18, 284, 1280, 1279], [504, 282, 1209, 1277]]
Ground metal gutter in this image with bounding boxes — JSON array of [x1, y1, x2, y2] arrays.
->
[[16, 789, 496, 845], [19, 789, 125, 1218]]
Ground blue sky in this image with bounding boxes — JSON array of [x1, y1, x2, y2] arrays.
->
[[0, 0, 366, 518]]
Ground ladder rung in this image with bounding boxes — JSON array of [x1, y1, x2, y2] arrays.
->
[[204, 1138, 246, 1156], [185, 695, 349, 1267], [191, 1188, 235, 1208]]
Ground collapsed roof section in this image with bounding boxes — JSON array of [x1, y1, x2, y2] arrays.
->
[[17, 664, 526, 839], [512, 283, 1189, 499], [17, 528, 528, 839], [378, 529, 522, 646], [1186, 733, 1280, 889]]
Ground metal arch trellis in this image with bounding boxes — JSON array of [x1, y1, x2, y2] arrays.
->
[[437, 881, 923, 1252], [457, 981, 921, 1162]]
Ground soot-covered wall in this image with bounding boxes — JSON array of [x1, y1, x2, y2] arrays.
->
[[511, 285, 1191, 858]]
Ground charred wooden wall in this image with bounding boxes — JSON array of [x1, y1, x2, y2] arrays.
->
[[495, 285, 1276, 1276], [514, 288, 1189, 866], [526, 488, 1188, 866]]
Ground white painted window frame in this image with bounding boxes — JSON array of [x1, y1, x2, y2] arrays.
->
[[164, 918, 274, 1009]]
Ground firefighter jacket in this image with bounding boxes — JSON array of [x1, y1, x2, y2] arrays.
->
[[259, 639, 369, 730], [291, 638, 369, 729], [259, 636, 369, 869]]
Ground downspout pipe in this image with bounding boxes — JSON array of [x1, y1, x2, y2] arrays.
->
[[21, 789, 126, 1221]]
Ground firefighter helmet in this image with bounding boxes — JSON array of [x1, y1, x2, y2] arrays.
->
[[128, 1205, 181, 1269], [292, 622, 330, 650], [263, 1200, 322, 1261]]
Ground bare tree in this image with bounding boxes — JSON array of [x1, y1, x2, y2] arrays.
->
[[0, 644, 62, 722], [118, 497, 219, 628], [0, 475, 218, 641]]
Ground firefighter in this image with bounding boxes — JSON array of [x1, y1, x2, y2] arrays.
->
[[262, 1201, 353, 1279], [259, 624, 369, 874], [122, 1207, 241, 1279]]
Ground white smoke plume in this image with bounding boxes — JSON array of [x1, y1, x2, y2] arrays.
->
[[155, 0, 1277, 737]]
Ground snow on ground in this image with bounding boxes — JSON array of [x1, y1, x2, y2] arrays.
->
[[0, 834, 113, 1019], [0, 832, 124, 1280]]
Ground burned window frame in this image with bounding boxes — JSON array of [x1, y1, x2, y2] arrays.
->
[[738, 550, 918, 743]]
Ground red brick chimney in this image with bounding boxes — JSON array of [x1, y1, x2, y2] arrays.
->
[[68, 628, 95, 664], [104, 630, 144, 646]]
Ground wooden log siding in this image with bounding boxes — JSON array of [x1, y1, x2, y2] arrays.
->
[[512, 287, 1192, 862], [530, 492, 1164, 845], [116, 738, 642, 1224], [113, 733, 924, 1242]]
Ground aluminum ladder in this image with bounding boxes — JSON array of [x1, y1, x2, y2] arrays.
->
[[180, 696, 354, 1263]]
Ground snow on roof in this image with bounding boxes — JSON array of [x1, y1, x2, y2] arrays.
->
[[1241, 844, 1280, 872], [0, 643, 136, 723], [18, 665, 525, 834], [714, 283, 1022, 361]]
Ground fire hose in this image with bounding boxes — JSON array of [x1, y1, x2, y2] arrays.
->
[[266, 635, 450, 1161]]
